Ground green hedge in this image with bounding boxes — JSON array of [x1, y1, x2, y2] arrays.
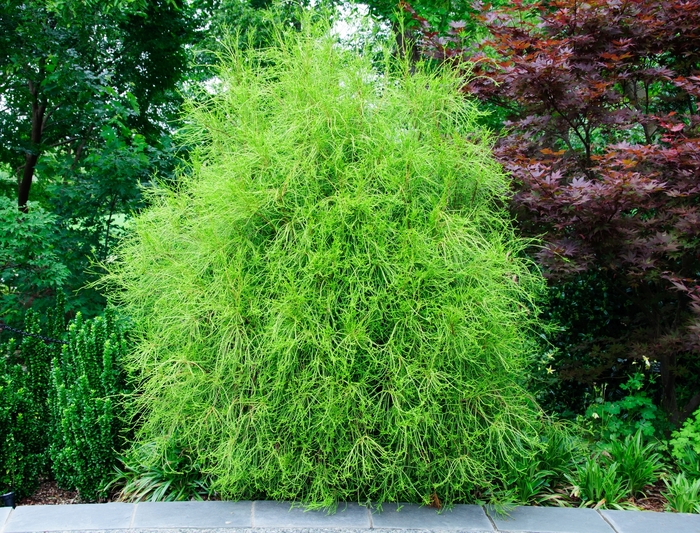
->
[[0, 299, 126, 501]]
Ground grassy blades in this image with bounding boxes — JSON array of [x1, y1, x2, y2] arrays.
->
[[663, 473, 700, 513], [104, 19, 549, 505], [109, 441, 210, 502], [569, 458, 632, 509], [607, 430, 665, 497]]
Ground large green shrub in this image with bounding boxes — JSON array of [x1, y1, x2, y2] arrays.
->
[[105, 21, 548, 505], [50, 310, 127, 501]]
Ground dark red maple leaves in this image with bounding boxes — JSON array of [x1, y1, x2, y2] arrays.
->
[[406, 0, 700, 423]]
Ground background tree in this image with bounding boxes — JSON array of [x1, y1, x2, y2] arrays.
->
[[409, 0, 700, 425], [0, 0, 197, 315]]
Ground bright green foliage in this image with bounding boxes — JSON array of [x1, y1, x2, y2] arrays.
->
[[569, 458, 630, 509], [0, 198, 69, 322], [671, 408, 700, 479], [50, 309, 127, 501], [583, 373, 661, 441], [663, 473, 700, 514], [671, 409, 700, 465], [106, 21, 547, 505], [567, 430, 665, 507]]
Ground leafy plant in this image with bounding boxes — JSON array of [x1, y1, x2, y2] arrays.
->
[[499, 422, 580, 505], [104, 16, 550, 505], [503, 460, 560, 506], [663, 473, 700, 514], [0, 301, 65, 498], [671, 408, 700, 479], [49, 309, 128, 501], [0, 352, 43, 498], [110, 440, 210, 502], [674, 447, 700, 481], [607, 430, 665, 496], [569, 458, 631, 509], [537, 423, 580, 479], [584, 373, 661, 442], [0, 197, 69, 322]]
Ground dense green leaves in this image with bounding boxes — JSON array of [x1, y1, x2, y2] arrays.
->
[[0, 303, 65, 498], [0, 0, 197, 315], [50, 310, 128, 501], [0, 198, 69, 322]]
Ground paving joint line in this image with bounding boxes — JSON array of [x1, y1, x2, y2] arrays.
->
[[251, 500, 257, 528], [482, 507, 499, 533], [596, 509, 620, 533], [0, 507, 9, 533], [129, 503, 138, 529], [366, 504, 373, 529]]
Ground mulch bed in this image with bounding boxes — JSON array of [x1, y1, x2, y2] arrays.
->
[[17, 479, 669, 510], [18, 479, 83, 506]]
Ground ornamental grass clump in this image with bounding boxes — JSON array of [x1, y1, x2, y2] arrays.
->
[[106, 22, 548, 505]]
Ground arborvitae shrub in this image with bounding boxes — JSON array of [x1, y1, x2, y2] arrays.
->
[[50, 309, 127, 501], [0, 303, 64, 499], [0, 349, 44, 499], [106, 22, 548, 505]]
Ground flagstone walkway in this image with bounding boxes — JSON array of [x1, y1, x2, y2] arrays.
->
[[1, 501, 698, 533]]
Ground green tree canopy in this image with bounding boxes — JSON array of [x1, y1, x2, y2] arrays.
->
[[0, 0, 197, 314]]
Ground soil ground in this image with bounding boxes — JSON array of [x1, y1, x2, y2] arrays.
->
[[18, 479, 668, 511]]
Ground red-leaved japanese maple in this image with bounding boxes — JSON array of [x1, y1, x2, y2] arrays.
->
[[406, 0, 700, 423]]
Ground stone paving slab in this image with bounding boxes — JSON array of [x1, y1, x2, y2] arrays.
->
[[2, 503, 135, 532], [601, 509, 700, 533], [2, 502, 700, 533], [253, 502, 370, 528], [487, 507, 614, 533], [0, 508, 11, 530], [133, 501, 253, 529], [371, 504, 493, 531]]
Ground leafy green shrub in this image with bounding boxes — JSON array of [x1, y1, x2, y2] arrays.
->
[[0, 350, 43, 498], [110, 439, 210, 502], [0, 303, 64, 498], [569, 458, 630, 509], [663, 473, 700, 514], [583, 373, 661, 442], [0, 197, 69, 323], [49, 309, 127, 501], [607, 430, 665, 496], [671, 408, 700, 479], [104, 19, 549, 505]]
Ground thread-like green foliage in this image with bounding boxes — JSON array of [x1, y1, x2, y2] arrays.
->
[[105, 21, 548, 505], [50, 309, 127, 501]]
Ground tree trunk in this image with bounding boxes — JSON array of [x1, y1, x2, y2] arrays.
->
[[660, 351, 680, 424], [18, 80, 46, 212], [392, 21, 421, 65]]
